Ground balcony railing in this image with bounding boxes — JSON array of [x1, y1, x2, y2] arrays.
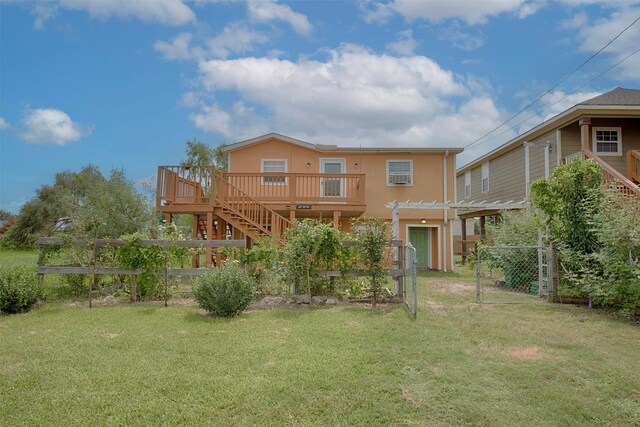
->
[[157, 167, 367, 208], [564, 151, 582, 164], [223, 173, 366, 206], [157, 165, 214, 207]]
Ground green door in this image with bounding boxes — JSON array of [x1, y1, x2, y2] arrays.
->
[[409, 227, 430, 269]]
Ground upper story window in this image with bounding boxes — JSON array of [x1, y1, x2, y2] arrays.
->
[[464, 171, 471, 198], [261, 159, 287, 184], [593, 127, 622, 156], [387, 160, 413, 185], [481, 162, 489, 193]]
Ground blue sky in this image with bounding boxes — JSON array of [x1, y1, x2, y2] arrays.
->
[[1, 0, 640, 213]]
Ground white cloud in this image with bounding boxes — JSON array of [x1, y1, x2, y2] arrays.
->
[[39, 0, 196, 27], [248, 0, 312, 35], [207, 23, 268, 58], [154, 33, 203, 61], [539, 90, 602, 120], [0, 117, 10, 130], [190, 44, 505, 148], [19, 108, 87, 145], [390, 0, 534, 25], [31, 4, 56, 30], [154, 24, 268, 61], [359, 0, 396, 24], [439, 26, 485, 51], [567, 7, 640, 79], [386, 29, 418, 56], [189, 101, 268, 138]]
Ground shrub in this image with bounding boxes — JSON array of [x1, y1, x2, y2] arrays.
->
[[194, 266, 255, 317], [0, 268, 42, 314], [353, 218, 390, 306]]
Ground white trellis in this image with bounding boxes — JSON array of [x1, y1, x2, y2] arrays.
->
[[386, 199, 528, 271]]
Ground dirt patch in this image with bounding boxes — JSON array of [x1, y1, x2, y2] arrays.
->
[[505, 346, 544, 360], [400, 387, 418, 406], [103, 333, 119, 339], [430, 280, 474, 295], [425, 300, 449, 315], [631, 390, 640, 401]]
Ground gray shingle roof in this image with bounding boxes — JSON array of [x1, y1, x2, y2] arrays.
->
[[579, 87, 640, 106]]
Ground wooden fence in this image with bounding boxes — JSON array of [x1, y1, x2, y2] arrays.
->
[[36, 237, 406, 307]]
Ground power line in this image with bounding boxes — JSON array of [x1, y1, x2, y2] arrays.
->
[[464, 13, 640, 150], [460, 44, 640, 160]]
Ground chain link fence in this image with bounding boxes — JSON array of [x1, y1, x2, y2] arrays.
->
[[476, 246, 549, 304], [404, 244, 417, 318]]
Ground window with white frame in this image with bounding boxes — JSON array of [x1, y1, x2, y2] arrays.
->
[[261, 159, 287, 184], [464, 171, 471, 198], [593, 127, 622, 156], [481, 162, 489, 193], [387, 160, 413, 185]]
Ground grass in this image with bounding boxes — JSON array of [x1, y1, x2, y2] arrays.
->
[[1, 251, 639, 425], [0, 248, 38, 268]]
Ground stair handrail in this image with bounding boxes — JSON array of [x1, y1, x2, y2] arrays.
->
[[627, 150, 640, 184], [215, 172, 293, 238], [583, 149, 640, 197]]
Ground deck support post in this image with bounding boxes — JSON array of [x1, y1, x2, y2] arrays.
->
[[290, 209, 296, 222], [205, 212, 213, 268], [165, 213, 172, 225], [579, 117, 591, 155], [191, 215, 199, 268], [479, 216, 486, 240], [333, 211, 341, 229]]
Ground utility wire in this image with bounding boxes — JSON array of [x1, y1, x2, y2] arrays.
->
[[461, 44, 640, 158], [464, 13, 640, 150]]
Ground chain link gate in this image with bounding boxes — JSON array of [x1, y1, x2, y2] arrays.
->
[[404, 243, 417, 318], [476, 245, 549, 304]]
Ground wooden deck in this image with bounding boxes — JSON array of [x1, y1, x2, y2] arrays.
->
[[156, 165, 367, 217]]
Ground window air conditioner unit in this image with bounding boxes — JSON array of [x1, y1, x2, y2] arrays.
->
[[390, 174, 411, 184]]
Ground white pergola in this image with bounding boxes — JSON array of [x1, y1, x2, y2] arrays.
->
[[385, 199, 529, 271]]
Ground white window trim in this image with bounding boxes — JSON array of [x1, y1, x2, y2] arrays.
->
[[481, 162, 489, 193], [464, 171, 471, 198], [386, 159, 413, 186], [261, 159, 288, 185], [592, 127, 622, 156]]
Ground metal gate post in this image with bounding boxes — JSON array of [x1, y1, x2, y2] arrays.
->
[[476, 247, 481, 303]]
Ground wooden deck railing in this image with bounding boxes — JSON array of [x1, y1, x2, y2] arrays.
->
[[217, 174, 293, 238], [627, 150, 640, 183], [157, 165, 214, 207], [583, 149, 640, 197], [223, 173, 366, 205]]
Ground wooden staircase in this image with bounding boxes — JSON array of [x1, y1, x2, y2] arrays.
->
[[214, 173, 292, 242], [628, 150, 640, 184], [584, 149, 640, 197]]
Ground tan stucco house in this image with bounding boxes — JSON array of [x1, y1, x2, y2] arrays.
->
[[456, 87, 640, 234], [157, 133, 462, 271]]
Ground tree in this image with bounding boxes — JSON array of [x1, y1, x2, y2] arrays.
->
[[181, 139, 228, 171], [531, 160, 603, 255], [2, 165, 105, 248], [72, 169, 153, 239]]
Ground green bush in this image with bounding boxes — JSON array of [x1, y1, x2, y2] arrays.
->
[[194, 266, 255, 317], [0, 268, 42, 314]]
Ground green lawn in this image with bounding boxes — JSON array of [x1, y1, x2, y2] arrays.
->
[[0, 248, 38, 268], [1, 257, 640, 425]]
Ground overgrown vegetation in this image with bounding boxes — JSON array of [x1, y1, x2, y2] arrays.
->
[[194, 266, 255, 317], [496, 159, 640, 316], [0, 267, 41, 314]]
